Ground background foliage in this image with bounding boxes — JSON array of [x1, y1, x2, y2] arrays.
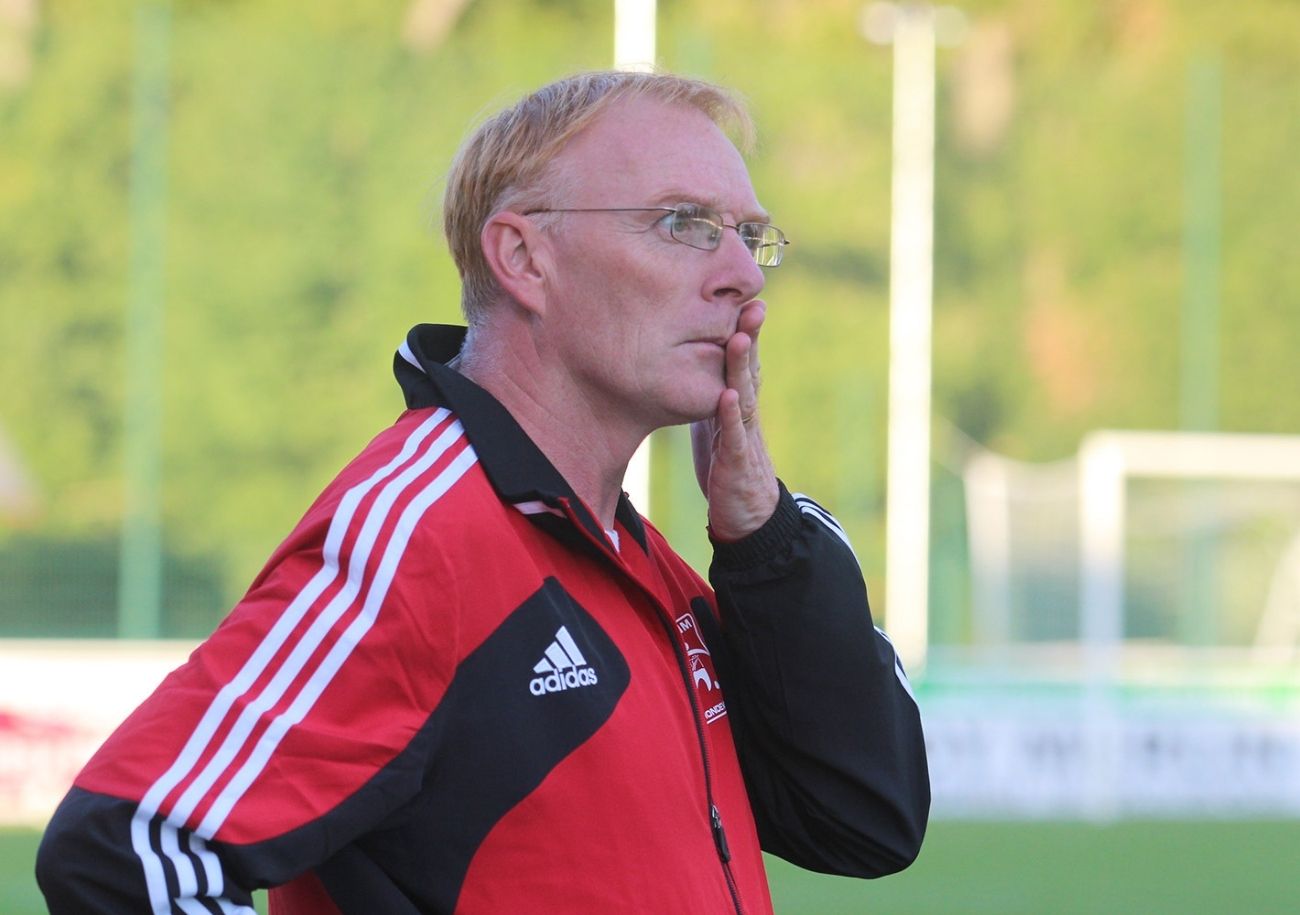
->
[[1, 0, 1298, 634]]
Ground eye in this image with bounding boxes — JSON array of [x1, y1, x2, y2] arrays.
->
[[670, 204, 723, 249]]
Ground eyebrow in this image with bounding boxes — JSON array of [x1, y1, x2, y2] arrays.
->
[[652, 191, 771, 225]]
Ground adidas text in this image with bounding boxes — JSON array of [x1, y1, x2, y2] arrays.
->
[[529, 667, 599, 696]]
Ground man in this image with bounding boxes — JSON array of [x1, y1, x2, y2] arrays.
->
[[38, 70, 928, 914]]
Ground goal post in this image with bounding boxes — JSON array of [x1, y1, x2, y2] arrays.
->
[[1078, 429, 1300, 678], [929, 429, 1300, 819], [1073, 430, 1300, 818]]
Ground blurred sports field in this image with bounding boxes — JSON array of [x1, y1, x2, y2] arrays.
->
[[7, 818, 1299, 913]]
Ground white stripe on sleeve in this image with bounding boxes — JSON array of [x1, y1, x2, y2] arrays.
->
[[130, 409, 466, 914], [790, 492, 859, 561], [874, 627, 917, 704]]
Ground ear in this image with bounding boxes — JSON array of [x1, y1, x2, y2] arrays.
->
[[480, 211, 550, 317]]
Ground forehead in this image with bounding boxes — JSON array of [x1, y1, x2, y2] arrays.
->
[[551, 96, 762, 215]]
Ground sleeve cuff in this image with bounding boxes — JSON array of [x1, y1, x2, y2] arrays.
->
[[709, 480, 802, 571]]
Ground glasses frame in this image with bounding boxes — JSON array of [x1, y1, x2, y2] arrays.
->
[[522, 203, 790, 267]]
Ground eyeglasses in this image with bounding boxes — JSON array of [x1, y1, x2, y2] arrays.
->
[[522, 203, 790, 267]]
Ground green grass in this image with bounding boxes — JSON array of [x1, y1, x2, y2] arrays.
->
[[9, 820, 1300, 914], [766, 819, 1300, 914], [2, 831, 45, 915]]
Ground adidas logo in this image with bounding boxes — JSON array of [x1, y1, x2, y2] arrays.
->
[[529, 626, 599, 696]]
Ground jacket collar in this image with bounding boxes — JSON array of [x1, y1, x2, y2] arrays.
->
[[394, 323, 648, 552]]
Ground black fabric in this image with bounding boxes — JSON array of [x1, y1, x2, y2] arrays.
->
[[37, 790, 258, 915], [395, 324, 568, 507], [709, 480, 802, 571], [38, 790, 148, 914], [312, 577, 632, 914], [613, 488, 649, 551], [707, 488, 930, 877]]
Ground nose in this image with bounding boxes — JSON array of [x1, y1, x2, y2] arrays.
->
[[706, 227, 766, 305]]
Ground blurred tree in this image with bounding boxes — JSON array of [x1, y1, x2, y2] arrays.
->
[[1, 0, 1297, 635]]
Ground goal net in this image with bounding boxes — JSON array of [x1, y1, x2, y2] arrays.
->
[[959, 430, 1300, 666], [923, 430, 1300, 818]]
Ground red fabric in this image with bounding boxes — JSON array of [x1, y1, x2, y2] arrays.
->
[[269, 872, 341, 915]]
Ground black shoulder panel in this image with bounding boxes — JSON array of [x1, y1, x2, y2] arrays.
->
[[306, 576, 631, 913]]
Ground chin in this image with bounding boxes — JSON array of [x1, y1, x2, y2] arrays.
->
[[653, 383, 723, 428]]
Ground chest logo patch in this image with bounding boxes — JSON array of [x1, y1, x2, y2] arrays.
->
[[529, 625, 600, 695], [675, 611, 727, 724]]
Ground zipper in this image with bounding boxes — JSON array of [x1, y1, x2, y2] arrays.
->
[[559, 500, 745, 915], [710, 803, 732, 862], [652, 607, 745, 915]]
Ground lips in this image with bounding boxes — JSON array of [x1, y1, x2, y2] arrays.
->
[[685, 335, 729, 348]]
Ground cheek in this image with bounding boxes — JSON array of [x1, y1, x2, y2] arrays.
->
[[554, 243, 686, 355]]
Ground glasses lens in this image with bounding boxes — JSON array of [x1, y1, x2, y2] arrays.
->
[[739, 223, 786, 267], [670, 204, 724, 251]]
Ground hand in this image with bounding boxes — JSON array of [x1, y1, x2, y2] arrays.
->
[[690, 300, 780, 541]]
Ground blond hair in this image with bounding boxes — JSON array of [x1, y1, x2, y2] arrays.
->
[[442, 70, 753, 323]]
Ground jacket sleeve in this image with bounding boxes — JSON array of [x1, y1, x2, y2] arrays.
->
[[705, 482, 930, 878], [35, 493, 463, 914]]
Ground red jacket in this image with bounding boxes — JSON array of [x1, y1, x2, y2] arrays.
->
[[38, 324, 928, 914]]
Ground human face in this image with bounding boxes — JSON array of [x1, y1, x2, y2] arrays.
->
[[535, 97, 768, 433]]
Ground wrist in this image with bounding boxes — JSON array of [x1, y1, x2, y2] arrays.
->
[[708, 480, 796, 565], [707, 479, 779, 543]]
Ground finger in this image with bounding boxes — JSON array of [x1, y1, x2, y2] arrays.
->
[[737, 299, 766, 341], [736, 300, 765, 388], [724, 332, 759, 422], [716, 387, 749, 457]]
